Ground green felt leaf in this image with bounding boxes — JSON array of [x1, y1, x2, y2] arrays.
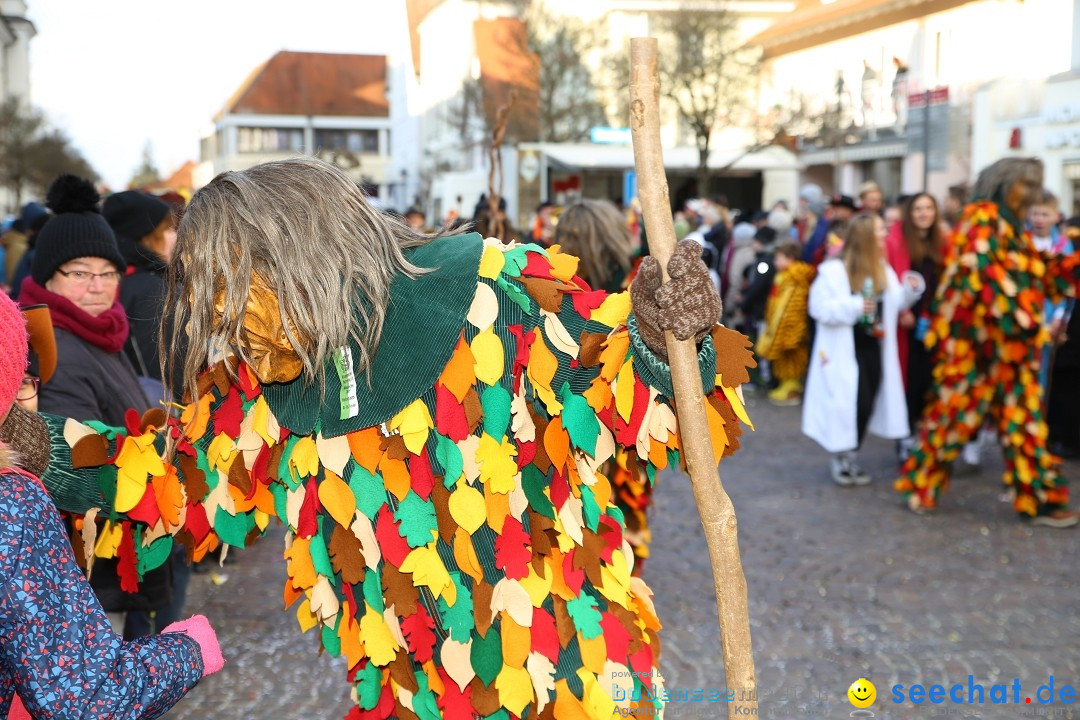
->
[[471, 625, 503, 686], [521, 465, 555, 519], [355, 655, 383, 709], [579, 484, 600, 533], [501, 245, 530, 276], [214, 507, 254, 547], [559, 382, 599, 456], [412, 671, 441, 720], [497, 276, 532, 314], [270, 481, 289, 528], [435, 434, 464, 488], [136, 535, 173, 576], [566, 592, 603, 639], [394, 491, 438, 548], [482, 384, 512, 439], [349, 463, 386, 520], [96, 466, 117, 516], [645, 463, 656, 486], [362, 565, 385, 614], [438, 573, 474, 642], [309, 519, 335, 577], [666, 448, 680, 476], [321, 619, 341, 658]]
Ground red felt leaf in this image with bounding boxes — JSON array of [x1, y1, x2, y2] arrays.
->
[[571, 290, 607, 320], [409, 450, 435, 501], [508, 323, 528, 391], [436, 668, 475, 720], [184, 501, 211, 542], [516, 440, 537, 470], [252, 444, 272, 485], [435, 384, 470, 442], [531, 607, 560, 663], [236, 361, 261, 399], [494, 517, 531, 580], [401, 604, 437, 663], [614, 379, 650, 448], [375, 506, 410, 567], [342, 582, 359, 629], [296, 478, 320, 539], [125, 481, 161, 526], [124, 408, 142, 437], [562, 549, 584, 594], [116, 522, 140, 593], [522, 252, 555, 280], [549, 469, 570, 511], [600, 612, 631, 662], [629, 644, 654, 679], [597, 516, 623, 563], [215, 387, 244, 438], [347, 682, 396, 720]]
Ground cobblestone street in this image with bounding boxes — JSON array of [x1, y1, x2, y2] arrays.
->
[[165, 393, 1080, 720]]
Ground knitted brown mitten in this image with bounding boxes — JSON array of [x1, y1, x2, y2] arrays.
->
[[0, 404, 50, 477]]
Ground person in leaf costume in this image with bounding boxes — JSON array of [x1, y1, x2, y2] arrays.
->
[[0, 158, 756, 719], [895, 157, 1080, 527]]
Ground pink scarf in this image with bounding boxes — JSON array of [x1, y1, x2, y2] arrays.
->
[[18, 278, 129, 354]]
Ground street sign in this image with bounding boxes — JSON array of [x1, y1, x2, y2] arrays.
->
[[907, 88, 950, 172], [623, 170, 638, 204]]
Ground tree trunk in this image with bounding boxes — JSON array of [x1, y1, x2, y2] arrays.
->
[[697, 143, 711, 199]]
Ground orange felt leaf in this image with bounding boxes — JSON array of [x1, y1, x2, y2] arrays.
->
[[192, 532, 217, 563], [583, 377, 613, 415], [252, 480, 276, 516], [578, 634, 608, 674], [544, 417, 570, 471], [597, 333, 631, 383], [318, 470, 358, 528], [379, 455, 410, 502], [705, 398, 728, 465], [501, 615, 531, 668], [547, 549, 574, 600], [423, 660, 445, 696], [228, 483, 257, 513], [285, 536, 317, 590], [485, 481, 511, 534], [439, 335, 477, 403], [152, 466, 185, 529], [554, 679, 592, 720], [591, 471, 612, 511], [181, 393, 213, 443], [647, 437, 668, 470], [338, 601, 366, 670], [452, 527, 485, 583], [284, 578, 303, 609], [347, 427, 383, 474]]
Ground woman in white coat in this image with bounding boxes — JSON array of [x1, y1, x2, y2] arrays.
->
[[802, 213, 924, 485]]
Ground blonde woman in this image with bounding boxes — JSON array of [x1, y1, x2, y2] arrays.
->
[[803, 213, 923, 485]]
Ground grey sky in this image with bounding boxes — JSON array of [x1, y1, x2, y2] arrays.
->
[[29, 1, 401, 189]]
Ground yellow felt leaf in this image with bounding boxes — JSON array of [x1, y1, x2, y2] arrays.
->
[[590, 291, 631, 328], [359, 601, 400, 666], [554, 679, 592, 720], [542, 310, 580, 357], [614, 358, 636, 423], [387, 399, 434, 455], [251, 395, 280, 448], [290, 436, 321, 479], [721, 379, 754, 429], [467, 281, 500, 331], [93, 520, 123, 559], [478, 244, 506, 279], [520, 561, 555, 607], [114, 434, 166, 513], [597, 333, 630, 383], [581, 669, 618, 719], [477, 433, 518, 494], [398, 544, 452, 599], [296, 597, 319, 633], [578, 634, 608, 675], [471, 327, 504, 386], [527, 332, 562, 413], [496, 665, 535, 716], [453, 527, 484, 582], [205, 432, 237, 473], [583, 377, 612, 415], [448, 484, 487, 534], [546, 245, 580, 282], [318, 470, 357, 528], [254, 509, 270, 532]]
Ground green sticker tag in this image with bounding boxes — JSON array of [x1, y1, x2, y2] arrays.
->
[[333, 346, 360, 420]]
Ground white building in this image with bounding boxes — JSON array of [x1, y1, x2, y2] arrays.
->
[[0, 0, 35, 214], [972, 0, 1080, 214], [755, 0, 1074, 203], [195, 51, 395, 201]]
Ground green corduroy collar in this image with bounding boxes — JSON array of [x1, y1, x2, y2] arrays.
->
[[261, 232, 484, 438]]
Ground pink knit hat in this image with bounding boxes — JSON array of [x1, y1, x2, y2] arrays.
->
[[0, 293, 28, 415]]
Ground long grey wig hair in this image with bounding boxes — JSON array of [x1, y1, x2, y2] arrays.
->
[[971, 157, 1043, 204], [162, 157, 443, 403]]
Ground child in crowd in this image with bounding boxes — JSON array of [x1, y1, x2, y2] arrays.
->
[[757, 242, 816, 405], [0, 291, 224, 718], [803, 214, 923, 485]]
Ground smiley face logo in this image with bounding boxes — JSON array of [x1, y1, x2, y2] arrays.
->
[[848, 678, 876, 708]]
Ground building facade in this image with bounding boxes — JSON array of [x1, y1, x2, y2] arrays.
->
[[196, 51, 394, 201], [0, 0, 35, 214]]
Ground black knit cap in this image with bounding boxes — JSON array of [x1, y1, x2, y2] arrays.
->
[[102, 190, 171, 243], [32, 175, 126, 285]]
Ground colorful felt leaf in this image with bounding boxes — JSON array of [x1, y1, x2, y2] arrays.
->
[[398, 543, 452, 599], [496, 665, 534, 715], [359, 601, 400, 666], [435, 434, 464, 487], [481, 385, 512, 439], [565, 592, 603, 639], [526, 331, 562, 413], [559, 382, 600, 456], [388, 399, 434, 455], [471, 327, 505, 386], [394, 491, 439, 548], [448, 484, 486, 534], [440, 638, 476, 692], [590, 292, 631, 328], [319, 470, 357, 528], [476, 434, 518, 495], [467, 281, 500, 331], [470, 626, 503, 686]]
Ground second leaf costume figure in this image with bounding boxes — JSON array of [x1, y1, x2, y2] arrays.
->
[[32, 159, 754, 720]]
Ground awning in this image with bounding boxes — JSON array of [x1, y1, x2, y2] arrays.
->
[[798, 140, 908, 165], [519, 142, 803, 173]]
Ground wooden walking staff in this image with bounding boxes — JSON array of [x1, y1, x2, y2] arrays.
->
[[628, 37, 758, 717]]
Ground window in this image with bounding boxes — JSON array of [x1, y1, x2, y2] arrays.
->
[[237, 127, 304, 153], [314, 129, 379, 154]]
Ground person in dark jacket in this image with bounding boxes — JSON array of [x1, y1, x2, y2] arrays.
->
[[15, 175, 174, 639], [104, 190, 183, 402]]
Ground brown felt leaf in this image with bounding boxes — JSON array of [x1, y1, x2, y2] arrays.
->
[[382, 563, 418, 617], [530, 411, 552, 474], [71, 434, 110, 469], [528, 511, 554, 570], [578, 331, 608, 368], [538, 699, 557, 720], [213, 361, 232, 397], [463, 388, 483, 434], [646, 627, 662, 663], [470, 677, 502, 715], [711, 325, 756, 388], [328, 524, 366, 585], [379, 432, 409, 461], [177, 453, 209, 501], [611, 604, 644, 655], [174, 529, 195, 563], [552, 596, 575, 649], [521, 277, 566, 313], [266, 442, 285, 482], [710, 393, 743, 458], [140, 408, 167, 433], [388, 651, 420, 694], [473, 580, 494, 637], [432, 480, 458, 544], [393, 703, 420, 720], [228, 456, 252, 495], [577, 531, 605, 590]]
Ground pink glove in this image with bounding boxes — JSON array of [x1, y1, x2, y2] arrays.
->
[[162, 615, 225, 676]]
